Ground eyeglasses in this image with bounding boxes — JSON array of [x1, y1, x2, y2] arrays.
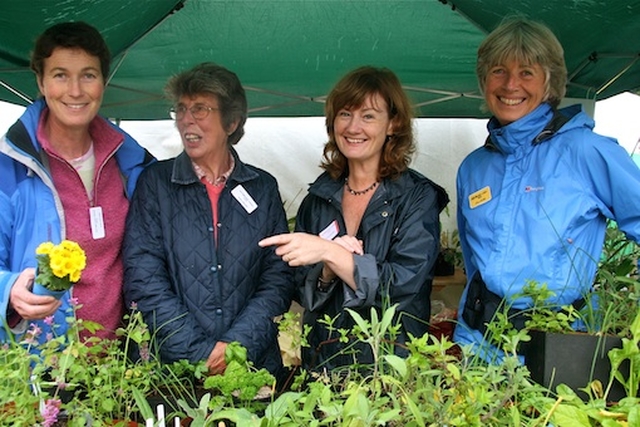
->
[[169, 104, 219, 120]]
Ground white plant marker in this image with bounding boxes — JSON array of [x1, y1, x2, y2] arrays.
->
[[157, 403, 166, 427]]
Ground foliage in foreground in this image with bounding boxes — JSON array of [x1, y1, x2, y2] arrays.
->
[[181, 305, 640, 427], [2, 296, 638, 426]]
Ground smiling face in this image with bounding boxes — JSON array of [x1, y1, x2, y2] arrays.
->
[[333, 93, 394, 166], [37, 47, 104, 131], [484, 59, 547, 126], [175, 94, 236, 166]]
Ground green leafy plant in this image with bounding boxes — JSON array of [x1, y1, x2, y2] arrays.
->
[[203, 341, 275, 413], [29, 301, 164, 426], [607, 310, 640, 398], [189, 305, 568, 426], [0, 329, 43, 426], [588, 222, 640, 338], [440, 228, 463, 269]]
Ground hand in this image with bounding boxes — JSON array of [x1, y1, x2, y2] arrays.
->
[[259, 232, 336, 267], [206, 341, 228, 375], [9, 268, 61, 320], [332, 235, 364, 255], [261, 232, 359, 290]]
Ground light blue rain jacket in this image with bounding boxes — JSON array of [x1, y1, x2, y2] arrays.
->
[[454, 102, 640, 360]]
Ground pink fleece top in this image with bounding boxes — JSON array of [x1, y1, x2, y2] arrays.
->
[[37, 110, 128, 341]]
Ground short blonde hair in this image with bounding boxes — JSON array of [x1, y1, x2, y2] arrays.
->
[[477, 18, 567, 108]]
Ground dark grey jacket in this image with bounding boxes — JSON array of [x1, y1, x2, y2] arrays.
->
[[295, 169, 448, 371], [123, 148, 293, 375]]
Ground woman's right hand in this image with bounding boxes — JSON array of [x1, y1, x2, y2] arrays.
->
[[9, 268, 61, 320]]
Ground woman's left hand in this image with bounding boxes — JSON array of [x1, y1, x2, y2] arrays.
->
[[332, 235, 364, 255]]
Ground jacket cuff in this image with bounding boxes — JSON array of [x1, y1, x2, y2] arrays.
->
[[343, 254, 378, 308]]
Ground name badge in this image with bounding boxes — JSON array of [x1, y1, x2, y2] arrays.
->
[[89, 206, 105, 239], [319, 220, 339, 240], [231, 185, 258, 214], [469, 186, 492, 209]]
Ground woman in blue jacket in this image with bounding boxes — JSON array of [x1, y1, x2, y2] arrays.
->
[[123, 63, 293, 377], [0, 22, 153, 344], [453, 18, 640, 361], [261, 66, 448, 371]]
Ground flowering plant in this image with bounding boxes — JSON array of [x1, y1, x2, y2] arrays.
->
[[35, 240, 86, 292]]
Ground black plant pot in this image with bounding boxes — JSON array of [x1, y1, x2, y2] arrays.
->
[[434, 251, 455, 276], [523, 330, 632, 402]]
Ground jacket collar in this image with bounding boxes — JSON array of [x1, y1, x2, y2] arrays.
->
[[3, 98, 153, 195], [484, 102, 588, 154], [485, 103, 554, 154], [171, 146, 257, 186]]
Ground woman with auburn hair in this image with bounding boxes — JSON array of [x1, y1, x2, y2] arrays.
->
[[261, 66, 448, 371]]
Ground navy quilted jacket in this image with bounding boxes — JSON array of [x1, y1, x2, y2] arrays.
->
[[123, 148, 293, 374]]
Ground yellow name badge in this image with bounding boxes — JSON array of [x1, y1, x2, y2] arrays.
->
[[469, 186, 492, 209]]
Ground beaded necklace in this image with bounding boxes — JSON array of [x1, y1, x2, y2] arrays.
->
[[344, 178, 378, 196]]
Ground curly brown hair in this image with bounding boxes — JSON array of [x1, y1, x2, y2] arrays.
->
[[322, 66, 415, 180]]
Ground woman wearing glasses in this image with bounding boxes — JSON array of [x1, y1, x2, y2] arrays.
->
[[123, 63, 293, 378]]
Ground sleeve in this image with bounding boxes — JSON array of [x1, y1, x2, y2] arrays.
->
[[219, 178, 295, 363], [0, 176, 24, 338], [293, 193, 338, 313], [578, 132, 640, 242], [122, 169, 214, 363], [296, 181, 445, 320], [0, 160, 15, 330], [371, 182, 443, 313]]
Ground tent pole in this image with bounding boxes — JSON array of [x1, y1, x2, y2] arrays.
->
[[0, 80, 33, 104]]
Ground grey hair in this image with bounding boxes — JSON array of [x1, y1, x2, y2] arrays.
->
[[165, 62, 247, 145]]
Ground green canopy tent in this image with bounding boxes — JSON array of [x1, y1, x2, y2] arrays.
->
[[0, 0, 639, 120]]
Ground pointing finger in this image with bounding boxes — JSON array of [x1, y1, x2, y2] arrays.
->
[[258, 234, 291, 247]]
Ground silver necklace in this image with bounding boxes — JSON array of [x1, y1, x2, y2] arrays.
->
[[345, 178, 378, 196]]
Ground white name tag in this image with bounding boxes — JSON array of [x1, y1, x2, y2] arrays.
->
[[319, 220, 339, 241], [231, 185, 258, 214], [89, 206, 105, 240]]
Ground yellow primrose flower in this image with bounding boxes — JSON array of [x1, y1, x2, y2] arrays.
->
[[35, 241, 54, 255], [34, 240, 87, 292]]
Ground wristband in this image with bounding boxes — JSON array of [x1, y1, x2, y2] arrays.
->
[[317, 276, 338, 292]]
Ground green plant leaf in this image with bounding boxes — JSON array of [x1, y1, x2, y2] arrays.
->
[[551, 404, 591, 426], [383, 354, 407, 378], [264, 392, 302, 420], [379, 304, 398, 335], [403, 393, 425, 425], [132, 387, 154, 422], [208, 408, 261, 425], [345, 309, 370, 336]]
